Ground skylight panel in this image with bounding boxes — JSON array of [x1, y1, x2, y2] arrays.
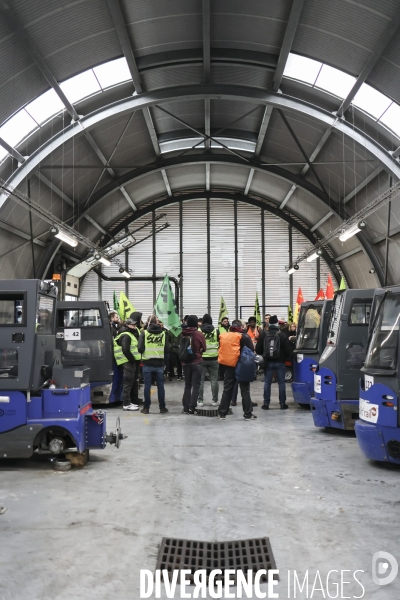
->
[[283, 53, 322, 85], [93, 58, 131, 89], [0, 109, 37, 147], [352, 83, 392, 119], [60, 69, 101, 104], [379, 102, 400, 137], [315, 65, 356, 99], [25, 89, 65, 124]]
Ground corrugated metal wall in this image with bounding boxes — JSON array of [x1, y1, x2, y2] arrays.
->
[[80, 199, 334, 321]]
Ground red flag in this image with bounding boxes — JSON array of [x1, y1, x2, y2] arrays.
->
[[294, 287, 305, 323], [315, 289, 325, 301], [326, 274, 334, 300]]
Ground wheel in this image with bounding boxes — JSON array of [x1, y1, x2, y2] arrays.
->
[[285, 368, 293, 382], [53, 459, 71, 472]]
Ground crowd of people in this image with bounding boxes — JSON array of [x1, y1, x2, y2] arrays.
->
[[109, 310, 297, 420]]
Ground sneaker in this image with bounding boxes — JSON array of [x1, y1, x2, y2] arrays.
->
[[280, 404, 289, 410], [160, 407, 169, 414], [197, 401, 204, 407], [261, 405, 269, 410], [123, 403, 139, 411], [177, 377, 182, 381], [140, 407, 149, 414], [244, 413, 257, 420], [231, 401, 237, 406], [218, 413, 226, 420], [188, 408, 199, 415], [211, 401, 219, 407]]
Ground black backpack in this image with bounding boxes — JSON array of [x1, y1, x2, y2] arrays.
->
[[264, 330, 281, 360], [179, 335, 194, 362]]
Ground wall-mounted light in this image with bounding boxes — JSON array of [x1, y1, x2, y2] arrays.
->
[[50, 226, 78, 248], [339, 221, 366, 242], [119, 267, 130, 279], [287, 264, 299, 275]]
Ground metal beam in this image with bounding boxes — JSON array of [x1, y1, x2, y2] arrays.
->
[[0, 1, 78, 121], [244, 169, 255, 195], [0, 137, 24, 162], [161, 169, 172, 197], [337, 12, 400, 117], [279, 184, 296, 209], [0, 220, 46, 247], [202, 0, 211, 84], [205, 99, 211, 151], [273, 0, 305, 92], [310, 211, 334, 232], [254, 105, 273, 157], [343, 166, 383, 204], [334, 248, 362, 262], [4, 84, 400, 203], [371, 223, 400, 245], [205, 163, 210, 191]]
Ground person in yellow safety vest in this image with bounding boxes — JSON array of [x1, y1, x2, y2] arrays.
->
[[138, 315, 170, 415], [246, 316, 261, 349], [197, 313, 220, 407], [113, 317, 141, 411]]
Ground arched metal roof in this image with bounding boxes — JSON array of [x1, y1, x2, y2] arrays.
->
[[0, 0, 400, 287]]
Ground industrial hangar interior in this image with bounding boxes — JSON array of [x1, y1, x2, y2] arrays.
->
[[1, 1, 400, 599]]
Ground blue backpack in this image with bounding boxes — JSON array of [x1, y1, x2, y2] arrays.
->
[[235, 346, 257, 382]]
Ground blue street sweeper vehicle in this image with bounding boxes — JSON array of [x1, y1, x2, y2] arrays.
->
[[0, 280, 124, 461], [310, 288, 373, 430], [292, 299, 332, 408], [355, 286, 400, 464]]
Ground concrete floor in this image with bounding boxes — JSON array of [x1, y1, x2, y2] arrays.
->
[[0, 379, 399, 600]]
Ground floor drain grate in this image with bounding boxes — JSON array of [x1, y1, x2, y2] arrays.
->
[[196, 408, 232, 417], [156, 537, 276, 584]]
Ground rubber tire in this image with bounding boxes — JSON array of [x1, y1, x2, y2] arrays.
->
[[53, 459, 71, 472], [285, 368, 293, 382]]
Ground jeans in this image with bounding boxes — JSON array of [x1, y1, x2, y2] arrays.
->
[[264, 361, 286, 406], [143, 364, 166, 409], [182, 363, 203, 411], [122, 361, 139, 406], [198, 360, 219, 403], [109, 361, 123, 403], [169, 353, 182, 378], [218, 366, 252, 417]]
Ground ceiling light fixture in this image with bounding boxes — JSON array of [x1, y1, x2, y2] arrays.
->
[[119, 267, 131, 279], [287, 264, 299, 275], [50, 226, 78, 248], [307, 249, 323, 262], [339, 221, 366, 242]]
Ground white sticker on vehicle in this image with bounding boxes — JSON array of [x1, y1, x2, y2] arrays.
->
[[365, 374, 374, 390], [314, 374, 321, 394], [64, 328, 81, 340], [359, 398, 379, 423], [297, 354, 304, 363]]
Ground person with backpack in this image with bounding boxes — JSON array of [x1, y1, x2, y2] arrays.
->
[[217, 319, 256, 421], [180, 315, 206, 415], [255, 314, 292, 410], [197, 313, 220, 407], [138, 315, 170, 414]]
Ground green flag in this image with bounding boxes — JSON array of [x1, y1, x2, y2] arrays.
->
[[254, 292, 261, 327], [288, 305, 293, 323], [154, 275, 181, 337], [119, 291, 136, 321], [218, 296, 229, 325], [113, 291, 119, 313], [339, 277, 346, 290]]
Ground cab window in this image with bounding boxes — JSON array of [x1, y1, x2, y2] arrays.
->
[[58, 308, 102, 328], [349, 300, 371, 325], [60, 340, 107, 361], [0, 293, 24, 325], [36, 295, 54, 334], [0, 348, 18, 378]]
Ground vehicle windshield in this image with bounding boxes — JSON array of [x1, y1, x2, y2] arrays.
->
[[326, 292, 345, 346], [296, 304, 322, 350], [364, 293, 400, 371]]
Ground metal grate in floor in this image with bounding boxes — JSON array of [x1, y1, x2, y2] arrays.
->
[[196, 408, 233, 417], [156, 537, 276, 584]]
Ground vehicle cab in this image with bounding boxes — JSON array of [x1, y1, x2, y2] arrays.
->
[[355, 287, 400, 463], [292, 299, 332, 407], [310, 289, 373, 430]]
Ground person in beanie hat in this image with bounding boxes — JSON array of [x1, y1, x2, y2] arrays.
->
[[181, 315, 206, 414], [217, 319, 256, 421], [256, 315, 292, 409], [197, 313, 220, 407]]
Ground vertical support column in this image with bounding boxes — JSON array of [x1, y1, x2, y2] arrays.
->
[[97, 264, 102, 301], [316, 257, 321, 293], [179, 200, 183, 318], [384, 176, 392, 287], [207, 197, 211, 314], [261, 209, 265, 314], [289, 225, 293, 311], [234, 199, 238, 319], [152, 209, 156, 305], [27, 179, 36, 279]]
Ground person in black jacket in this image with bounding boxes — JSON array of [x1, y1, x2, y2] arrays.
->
[[217, 320, 256, 421], [109, 311, 123, 403], [117, 318, 141, 411], [256, 315, 292, 410], [138, 316, 170, 414]]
